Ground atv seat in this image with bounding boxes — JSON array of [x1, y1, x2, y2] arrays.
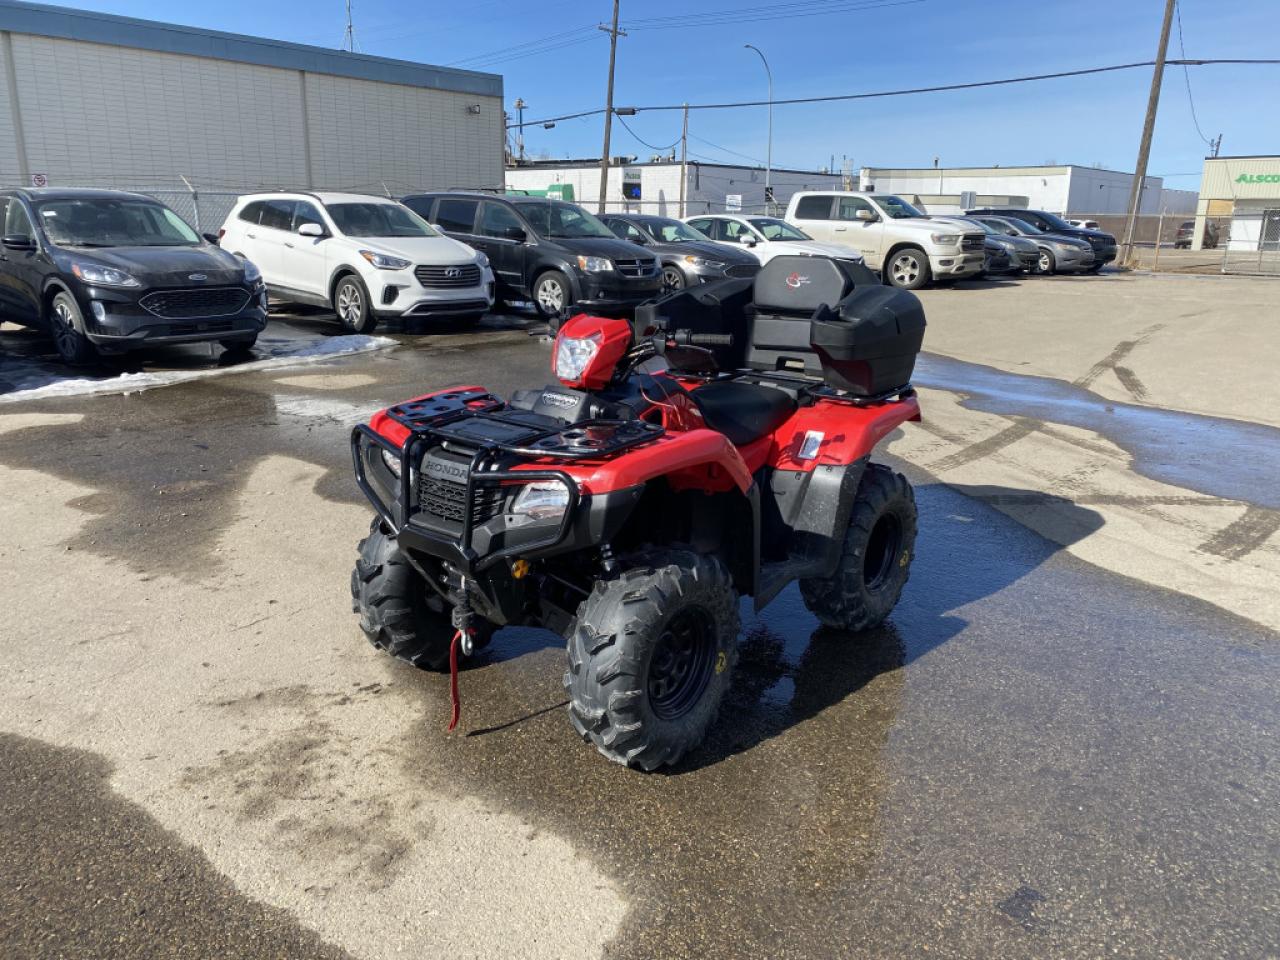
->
[[693, 381, 797, 446]]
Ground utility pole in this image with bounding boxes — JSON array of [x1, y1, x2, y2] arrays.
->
[[1120, 0, 1176, 265], [678, 102, 689, 218], [596, 0, 625, 214], [515, 97, 527, 162], [1211, 133, 1223, 158]]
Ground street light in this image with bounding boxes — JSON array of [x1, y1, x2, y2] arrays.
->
[[744, 44, 772, 212]]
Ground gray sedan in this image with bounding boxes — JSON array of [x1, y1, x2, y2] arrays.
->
[[601, 213, 760, 293], [953, 216, 1040, 273], [973, 216, 1095, 275]]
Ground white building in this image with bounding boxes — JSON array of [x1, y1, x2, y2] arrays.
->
[[505, 159, 842, 218], [0, 0, 504, 226], [1191, 155, 1280, 252], [858, 164, 1197, 217]]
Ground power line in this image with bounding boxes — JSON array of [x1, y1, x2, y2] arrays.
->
[[688, 133, 766, 166], [511, 57, 1280, 127], [614, 115, 682, 153], [445, 23, 599, 67], [1174, 1, 1214, 148], [625, 0, 926, 29]]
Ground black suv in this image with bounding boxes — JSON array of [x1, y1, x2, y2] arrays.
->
[[0, 189, 267, 364], [401, 192, 661, 319], [966, 207, 1117, 271]]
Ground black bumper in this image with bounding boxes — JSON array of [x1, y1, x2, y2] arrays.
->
[[574, 274, 663, 313], [351, 422, 644, 576], [79, 283, 268, 349]]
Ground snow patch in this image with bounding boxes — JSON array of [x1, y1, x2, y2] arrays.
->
[[0, 335, 395, 404]]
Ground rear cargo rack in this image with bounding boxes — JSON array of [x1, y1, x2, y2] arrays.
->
[[708, 370, 916, 407]]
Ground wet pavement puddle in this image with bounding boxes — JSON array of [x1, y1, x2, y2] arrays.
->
[[915, 353, 1280, 509]]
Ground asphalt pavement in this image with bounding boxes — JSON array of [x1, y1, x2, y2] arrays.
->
[[0, 279, 1276, 959]]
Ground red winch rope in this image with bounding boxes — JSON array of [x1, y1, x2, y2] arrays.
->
[[447, 628, 466, 732]]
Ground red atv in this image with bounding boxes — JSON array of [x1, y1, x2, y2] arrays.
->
[[350, 255, 925, 770]]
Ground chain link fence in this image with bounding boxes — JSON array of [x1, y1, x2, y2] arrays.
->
[[1216, 209, 1280, 276]]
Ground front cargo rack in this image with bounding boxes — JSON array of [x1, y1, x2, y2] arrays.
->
[[384, 388, 665, 459]]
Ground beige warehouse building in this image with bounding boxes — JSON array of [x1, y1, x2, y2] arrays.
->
[[0, 0, 503, 227], [1191, 155, 1280, 252]]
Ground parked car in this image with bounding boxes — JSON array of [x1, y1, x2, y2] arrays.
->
[[980, 238, 1016, 276], [599, 213, 759, 293], [1175, 220, 1218, 249], [0, 188, 266, 364], [966, 207, 1116, 271], [219, 192, 493, 333], [972, 216, 1095, 274], [953, 216, 1040, 272], [682, 214, 864, 269], [784, 191, 985, 289], [401, 192, 660, 320]]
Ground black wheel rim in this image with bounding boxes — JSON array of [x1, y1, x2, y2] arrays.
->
[[863, 512, 903, 591], [52, 299, 78, 359], [647, 605, 716, 720]]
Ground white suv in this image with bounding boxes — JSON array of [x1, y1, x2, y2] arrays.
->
[[219, 192, 495, 332], [784, 192, 985, 289]]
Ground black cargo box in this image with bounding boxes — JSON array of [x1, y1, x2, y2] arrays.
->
[[745, 256, 925, 395]]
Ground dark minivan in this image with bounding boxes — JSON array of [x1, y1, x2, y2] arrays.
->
[[966, 207, 1116, 271], [401, 192, 661, 319], [0, 188, 267, 364]]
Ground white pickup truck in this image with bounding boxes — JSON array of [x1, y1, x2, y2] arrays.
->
[[785, 191, 985, 289]]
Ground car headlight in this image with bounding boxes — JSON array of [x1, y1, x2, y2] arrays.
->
[[474, 251, 490, 268], [359, 249, 412, 270], [930, 233, 960, 245], [510, 480, 572, 522], [555, 333, 601, 382], [684, 256, 725, 269], [240, 258, 262, 284], [576, 255, 613, 273], [70, 262, 139, 287]]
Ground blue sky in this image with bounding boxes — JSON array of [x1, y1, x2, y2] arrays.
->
[[43, 0, 1280, 188]]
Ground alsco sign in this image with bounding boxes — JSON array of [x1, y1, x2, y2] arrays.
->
[[1236, 173, 1280, 184]]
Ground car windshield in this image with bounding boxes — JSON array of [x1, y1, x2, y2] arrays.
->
[[328, 203, 436, 238], [34, 198, 199, 247], [518, 202, 616, 239], [1032, 210, 1075, 231], [648, 218, 706, 243], [873, 195, 925, 219], [748, 217, 810, 241], [994, 217, 1044, 236]]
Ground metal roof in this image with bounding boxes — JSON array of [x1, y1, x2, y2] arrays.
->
[[0, 0, 501, 98]]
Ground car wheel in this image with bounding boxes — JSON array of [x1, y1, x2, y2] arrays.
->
[[886, 247, 931, 290], [1037, 249, 1056, 274], [49, 292, 100, 366], [333, 274, 377, 334], [533, 270, 571, 320], [661, 266, 686, 294]]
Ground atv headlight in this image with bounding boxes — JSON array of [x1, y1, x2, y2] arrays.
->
[[511, 480, 571, 522], [359, 249, 412, 270], [555, 333, 601, 382], [576, 255, 613, 273], [380, 447, 403, 479]]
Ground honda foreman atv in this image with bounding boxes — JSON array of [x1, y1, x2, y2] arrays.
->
[[350, 255, 926, 770]]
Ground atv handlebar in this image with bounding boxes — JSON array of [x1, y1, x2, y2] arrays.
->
[[670, 330, 735, 347]]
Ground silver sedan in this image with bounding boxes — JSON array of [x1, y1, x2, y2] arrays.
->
[[973, 216, 1095, 274]]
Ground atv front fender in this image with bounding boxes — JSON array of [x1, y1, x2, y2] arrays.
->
[[545, 429, 754, 496]]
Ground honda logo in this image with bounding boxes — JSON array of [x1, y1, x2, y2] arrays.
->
[[444, 267, 462, 279]]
